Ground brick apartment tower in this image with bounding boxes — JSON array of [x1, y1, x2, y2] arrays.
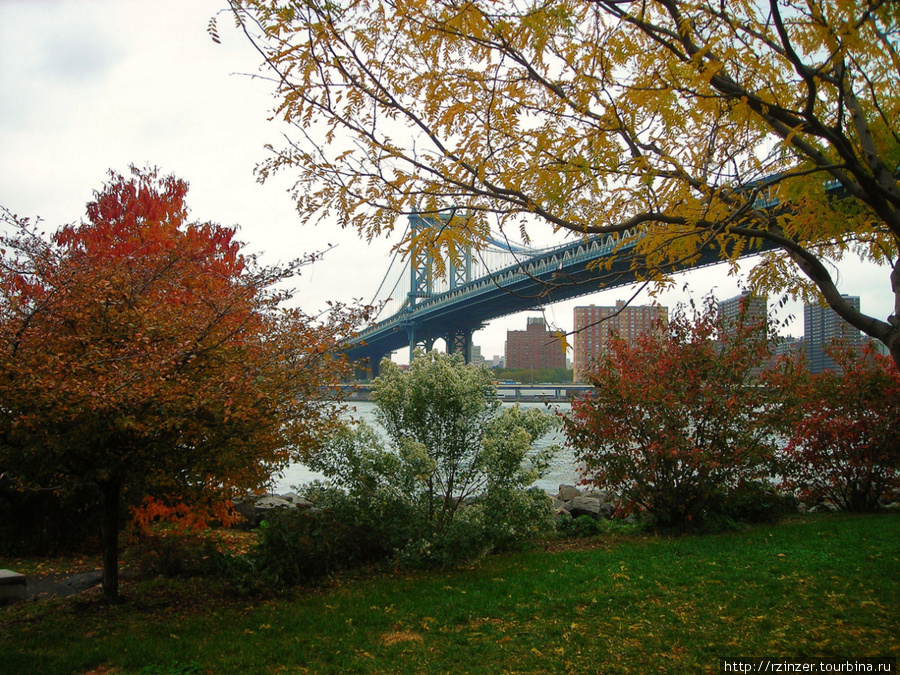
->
[[504, 317, 566, 371], [573, 301, 668, 382]]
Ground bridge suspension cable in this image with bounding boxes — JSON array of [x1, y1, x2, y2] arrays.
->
[[368, 219, 410, 310], [365, 215, 582, 324]]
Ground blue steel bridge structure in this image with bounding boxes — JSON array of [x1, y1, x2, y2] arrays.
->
[[345, 210, 775, 376]]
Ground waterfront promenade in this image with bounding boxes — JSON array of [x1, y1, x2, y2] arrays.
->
[[341, 382, 592, 403]]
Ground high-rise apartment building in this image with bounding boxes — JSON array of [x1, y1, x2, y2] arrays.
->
[[718, 291, 769, 377], [718, 291, 768, 330], [470, 344, 485, 367], [573, 301, 668, 382], [804, 297, 862, 373], [504, 317, 566, 370]]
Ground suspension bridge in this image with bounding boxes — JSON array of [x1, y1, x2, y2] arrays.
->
[[343, 209, 776, 377]]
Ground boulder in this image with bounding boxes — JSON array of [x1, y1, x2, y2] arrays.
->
[[557, 485, 582, 502], [279, 492, 314, 509], [0, 569, 26, 605], [234, 493, 301, 527], [567, 494, 602, 519]]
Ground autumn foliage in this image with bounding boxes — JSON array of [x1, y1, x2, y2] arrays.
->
[[564, 297, 792, 528], [225, 0, 900, 369], [780, 345, 900, 512], [0, 167, 367, 601]]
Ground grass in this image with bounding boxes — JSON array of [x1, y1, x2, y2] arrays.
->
[[2, 512, 898, 674]]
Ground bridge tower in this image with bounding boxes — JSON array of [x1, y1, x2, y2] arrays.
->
[[403, 210, 477, 363], [403, 212, 436, 361], [445, 224, 476, 362]]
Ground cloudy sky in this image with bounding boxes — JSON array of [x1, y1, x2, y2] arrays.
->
[[0, 1, 889, 363]]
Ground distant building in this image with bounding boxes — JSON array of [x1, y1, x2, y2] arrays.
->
[[718, 292, 769, 377], [504, 317, 566, 371], [573, 301, 668, 382], [470, 344, 485, 367], [773, 335, 803, 360], [718, 291, 767, 331], [804, 297, 863, 373]]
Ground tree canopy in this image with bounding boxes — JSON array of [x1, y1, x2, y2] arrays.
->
[[0, 167, 368, 601], [223, 0, 900, 368]]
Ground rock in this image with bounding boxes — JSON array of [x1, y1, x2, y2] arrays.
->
[[280, 492, 314, 508], [557, 485, 582, 501], [232, 498, 258, 527], [254, 495, 293, 510], [0, 569, 26, 605], [567, 494, 602, 519], [234, 493, 301, 527]]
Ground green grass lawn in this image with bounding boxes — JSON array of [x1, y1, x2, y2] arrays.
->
[[2, 512, 898, 674]]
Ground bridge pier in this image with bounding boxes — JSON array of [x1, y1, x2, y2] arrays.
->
[[405, 322, 436, 364], [354, 352, 390, 380], [445, 326, 475, 363]]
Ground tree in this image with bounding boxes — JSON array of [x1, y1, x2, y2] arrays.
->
[[563, 297, 792, 528], [222, 0, 900, 369], [0, 167, 367, 602], [306, 350, 558, 563], [780, 344, 900, 511]]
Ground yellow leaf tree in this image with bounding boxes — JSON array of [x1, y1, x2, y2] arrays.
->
[[225, 0, 900, 369]]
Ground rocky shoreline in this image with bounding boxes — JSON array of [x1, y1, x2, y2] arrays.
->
[[233, 484, 631, 528], [234, 483, 900, 528]]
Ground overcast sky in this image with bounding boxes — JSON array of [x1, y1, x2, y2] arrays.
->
[[0, 1, 889, 363]]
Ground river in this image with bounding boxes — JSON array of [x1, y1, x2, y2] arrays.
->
[[273, 400, 581, 495]]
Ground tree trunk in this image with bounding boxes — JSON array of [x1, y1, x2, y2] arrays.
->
[[889, 262, 900, 373], [100, 480, 121, 604]]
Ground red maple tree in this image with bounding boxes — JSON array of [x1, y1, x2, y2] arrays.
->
[[564, 297, 793, 528], [780, 345, 900, 512], [0, 167, 368, 601]]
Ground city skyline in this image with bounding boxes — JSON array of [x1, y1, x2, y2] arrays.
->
[[482, 291, 868, 377]]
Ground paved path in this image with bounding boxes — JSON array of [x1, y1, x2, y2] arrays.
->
[[26, 570, 102, 599]]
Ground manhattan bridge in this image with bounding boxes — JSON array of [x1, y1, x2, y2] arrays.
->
[[343, 209, 777, 377]]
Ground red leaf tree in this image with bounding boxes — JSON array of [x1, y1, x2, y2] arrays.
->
[[0, 167, 368, 602], [564, 296, 793, 529], [781, 345, 900, 512]]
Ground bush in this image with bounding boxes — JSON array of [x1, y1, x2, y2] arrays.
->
[[276, 351, 563, 574], [556, 514, 608, 539], [417, 487, 555, 566], [0, 480, 103, 556], [246, 502, 399, 587], [123, 527, 221, 579], [222, 352, 560, 586], [709, 480, 798, 527], [564, 297, 794, 530], [300, 482, 421, 563], [780, 345, 900, 512]]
